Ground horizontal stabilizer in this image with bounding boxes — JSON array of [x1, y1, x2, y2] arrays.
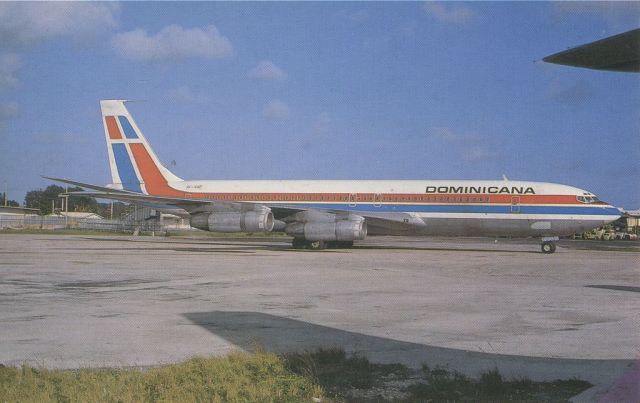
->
[[42, 176, 137, 194]]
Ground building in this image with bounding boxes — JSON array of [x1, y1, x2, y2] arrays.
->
[[58, 212, 104, 220], [621, 210, 640, 233]]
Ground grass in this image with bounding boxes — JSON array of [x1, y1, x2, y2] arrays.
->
[[283, 348, 591, 402], [407, 365, 591, 402], [0, 352, 322, 403], [0, 228, 133, 236], [0, 348, 592, 403]]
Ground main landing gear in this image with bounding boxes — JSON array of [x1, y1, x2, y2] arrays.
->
[[291, 239, 354, 250], [540, 237, 559, 254]]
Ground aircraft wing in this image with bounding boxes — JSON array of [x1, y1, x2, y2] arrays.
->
[[42, 176, 139, 194], [58, 184, 307, 219], [63, 190, 303, 215], [543, 28, 640, 72]]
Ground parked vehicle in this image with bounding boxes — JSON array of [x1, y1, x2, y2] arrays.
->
[[615, 232, 638, 241], [582, 227, 617, 240]]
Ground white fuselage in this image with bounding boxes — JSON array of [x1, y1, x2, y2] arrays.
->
[[155, 179, 620, 237]]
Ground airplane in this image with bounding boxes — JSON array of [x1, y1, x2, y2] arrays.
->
[[47, 100, 621, 253]]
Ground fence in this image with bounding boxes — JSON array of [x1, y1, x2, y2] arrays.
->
[[0, 215, 192, 233]]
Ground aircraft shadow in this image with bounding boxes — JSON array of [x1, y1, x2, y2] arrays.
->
[[183, 311, 633, 386], [352, 245, 541, 254], [70, 236, 548, 254]]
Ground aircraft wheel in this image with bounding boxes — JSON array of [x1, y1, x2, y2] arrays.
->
[[306, 240, 326, 250], [292, 238, 306, 249], [541, 242, 556, 254]]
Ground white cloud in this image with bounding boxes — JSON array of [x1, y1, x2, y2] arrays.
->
[[552, 2, 640, 30], [111, 24, 233, 62], [262, 100, 290, 120], [0, 2, 119, 111], [166, 86, 206, 103], [0, 3, 119, 49], [0, 102, 18, 136], [429, 127, 497, 162], [0, 102, 17, 121], [248, 61, 287, 81], [423, 3, 476, 25], [0, 53, 21, 89], [461, 146, 497, 162], [431, 127, 481, 143], [549, 81, 594, 105]]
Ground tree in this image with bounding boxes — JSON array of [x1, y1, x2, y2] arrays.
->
[[0, 192, 19, 207], [23, 184, 124, 216], [24, 189, 46, 214], [24, 185, 65, 215], [24, 185, 99, 215], [66, 186, 98, 213]]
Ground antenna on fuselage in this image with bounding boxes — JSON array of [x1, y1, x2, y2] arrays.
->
[[502, 174, 509, 181]]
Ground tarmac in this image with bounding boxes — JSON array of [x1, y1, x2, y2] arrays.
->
[[0, 233, 638, 401]]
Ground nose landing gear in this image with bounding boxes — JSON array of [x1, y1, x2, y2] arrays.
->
[[541, 242, 556, 254], [540, 236, 559, 254]]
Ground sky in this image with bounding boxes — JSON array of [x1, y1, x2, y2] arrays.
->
[[0, 2, 639, 208]]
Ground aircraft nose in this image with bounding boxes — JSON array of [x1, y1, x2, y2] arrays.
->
[[604, 205, 623, 223]]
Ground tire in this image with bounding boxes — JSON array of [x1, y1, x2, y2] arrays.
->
[[541, 242, 556, 254], [306, 240, 326, 250]]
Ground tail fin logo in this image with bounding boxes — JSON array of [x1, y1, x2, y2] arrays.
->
[[105, 116, 139, 140], [101, 100, 182, 195]]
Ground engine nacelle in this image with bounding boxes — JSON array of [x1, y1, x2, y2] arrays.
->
[[285, 219, 367, 241], [190, 208, 274, 233]]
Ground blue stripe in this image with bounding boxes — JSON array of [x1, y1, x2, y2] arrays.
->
[[118, 116, 138, 139], [112, 144, 142, 193], [266, 203, 620, 216]]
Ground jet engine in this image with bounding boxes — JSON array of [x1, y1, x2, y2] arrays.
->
[[190, 208, 274, 232], [285, 219, 367, 241]]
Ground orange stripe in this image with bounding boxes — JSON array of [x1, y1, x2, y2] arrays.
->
[[105, 116, 122, 140], [129, 143, 183, 196], [174, 192, 587, 205]]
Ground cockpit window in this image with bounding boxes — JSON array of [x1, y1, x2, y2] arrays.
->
[[577, 195, 600, 204]]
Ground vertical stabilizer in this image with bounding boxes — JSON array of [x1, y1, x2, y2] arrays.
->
[[100, 100, 182, 195]]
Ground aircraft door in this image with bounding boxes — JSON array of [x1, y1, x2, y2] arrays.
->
[[510, 196, 520, 213], [374, 193, 382, 207]]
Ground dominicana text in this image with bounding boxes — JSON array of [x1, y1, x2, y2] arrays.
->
[[425, 186, 536, 194]]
